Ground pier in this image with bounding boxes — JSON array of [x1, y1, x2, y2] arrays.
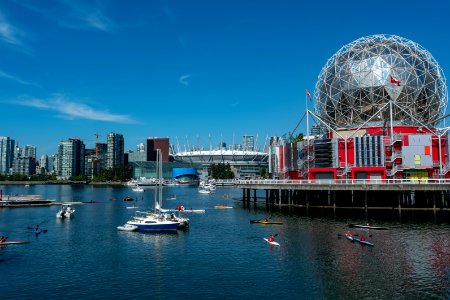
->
[[234, 179, 450, 210]]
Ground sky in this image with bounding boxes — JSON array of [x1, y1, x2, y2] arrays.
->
[[1, 0, 450, 157]]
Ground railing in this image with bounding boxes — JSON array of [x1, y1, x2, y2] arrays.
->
[[233, 178, 450, 185], [386, 152, 402, 163]]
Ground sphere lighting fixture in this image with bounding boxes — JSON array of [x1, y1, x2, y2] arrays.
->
[[314, 34, 448, 129]]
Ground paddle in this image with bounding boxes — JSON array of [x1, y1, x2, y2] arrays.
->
[[27, 227, 47, 233]]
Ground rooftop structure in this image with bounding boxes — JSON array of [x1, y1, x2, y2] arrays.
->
[[314, 34, 447, 129]]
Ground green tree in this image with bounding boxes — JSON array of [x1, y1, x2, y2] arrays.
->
[[209, 162, 234, 179]]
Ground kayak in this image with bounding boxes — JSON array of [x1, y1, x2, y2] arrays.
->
[[0, 241, 30, 245], [353, 237, 374, 246], [250, 220, 283, 225], [263, 238, 280, 246], [348, 224, 388, 230], [345, 234, 354, 242], [160, 208, 206, 213], [214, 205, 232, 209]]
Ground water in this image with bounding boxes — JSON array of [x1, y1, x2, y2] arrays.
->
[[1, 184, 449, 299]]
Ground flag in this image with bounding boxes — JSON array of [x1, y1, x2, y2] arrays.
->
[[390, 75, 401, 86], [306, 89, 312, 101]]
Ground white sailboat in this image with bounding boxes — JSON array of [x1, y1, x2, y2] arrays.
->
[[126, 149, 182, 231]]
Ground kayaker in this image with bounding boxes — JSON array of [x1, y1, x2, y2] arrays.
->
[[361, 235, 366, 241], [35, 225, 39, 232], [346, 231, 352, 237], [0, 236, 7, 243], [268, 235, 274, 242]]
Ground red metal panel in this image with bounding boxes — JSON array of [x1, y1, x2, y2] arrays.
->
[[403, 135, 409, 146]]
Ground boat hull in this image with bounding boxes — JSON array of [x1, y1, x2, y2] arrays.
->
[[127, 220, 180, 231]]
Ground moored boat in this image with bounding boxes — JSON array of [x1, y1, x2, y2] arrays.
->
[[125, 150, 183, 231], [132, 186, 144, 192]]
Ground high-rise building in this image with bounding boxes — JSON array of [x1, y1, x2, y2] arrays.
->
[[24, 145, 37, 159], [146, 138, 169, 162], [137, 143, 145, 152], [58, 138, 85, 179], [0, 136, 15, 175], [12, 157, 36, 175], [50, 154, 57, 174], [107, 133, 124, 169], [243, 135, 255, 151], [40, 154, 49, 174]]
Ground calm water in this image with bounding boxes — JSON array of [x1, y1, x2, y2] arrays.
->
[[0, 184, 449, 300]]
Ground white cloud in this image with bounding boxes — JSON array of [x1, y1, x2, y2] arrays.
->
[[0, 70, 40, 87], [17, 0, 114, 32], [178, 74, 191, 87], [60, 0, 114, 31], [12, 95, 136, 123], [0, 12, 30, 54]]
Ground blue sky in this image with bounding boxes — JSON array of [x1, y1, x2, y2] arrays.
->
[[1, 0, 449, 157]]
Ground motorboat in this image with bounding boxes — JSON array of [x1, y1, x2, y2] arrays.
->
[[198, 187, 212, 194], [56, 205, 75, 219], [117, 224, 138, 231], [132, 186, 144, 192]]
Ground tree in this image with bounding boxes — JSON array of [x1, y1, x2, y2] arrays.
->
[[209, 163, 234, 179]]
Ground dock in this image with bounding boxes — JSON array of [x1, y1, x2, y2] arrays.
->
[[235, 179, 450, 210]]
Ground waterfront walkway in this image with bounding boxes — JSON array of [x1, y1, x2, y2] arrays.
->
[[233, 179, 450, 191]]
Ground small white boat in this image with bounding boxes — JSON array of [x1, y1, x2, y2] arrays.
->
[[56, 205, 75, 219], [198, 188, 212, 194], [132, 186, 144, 192], [117, 224, 138, 231]]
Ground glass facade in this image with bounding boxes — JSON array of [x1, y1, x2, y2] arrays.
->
[[314, 34, 447, 128], [107, 133, 124, 169], [0, 136, 15, 174], [58, 139, 85, 179]]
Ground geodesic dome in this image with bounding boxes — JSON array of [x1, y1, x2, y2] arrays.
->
[[314, 34, 447, 128]]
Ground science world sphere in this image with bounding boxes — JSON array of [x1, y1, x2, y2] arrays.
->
[[314, 34, 447, 128]]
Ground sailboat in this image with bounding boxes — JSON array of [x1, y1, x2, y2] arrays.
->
[[126, 149, 181, 231]]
